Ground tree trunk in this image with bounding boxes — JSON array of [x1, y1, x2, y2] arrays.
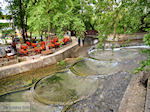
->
[[41, 31, 43, 41], [89, 23, 95, 30], [22, 29, 26, 42], [140, 12, 150, 32], [19, 0, 26, 42], [30, 32, 32, 38], [24, 17, 28, 39]]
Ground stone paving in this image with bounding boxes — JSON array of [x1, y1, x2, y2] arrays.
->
[[66, 72, 132, 112], [144, 72, 150, 112], [118, 72, 146, 112]]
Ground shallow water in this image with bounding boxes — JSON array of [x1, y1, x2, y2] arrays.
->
[[71, 48, 147, 76], [89, 48, 144, 61], [0, 90, 28, 102], [0, 46, 149, 112], [33, 70, 98, 105], [71, 58, 120, 76], [0, 90, 64, 112]]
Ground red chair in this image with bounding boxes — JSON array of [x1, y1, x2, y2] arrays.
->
[[40, 41, 46, 46], [31, 43, 37, 48], [20, 45, 28, 50], [26, 41, 31, 46], [63, 38, 70, 44], [19, 49, 28, 55], [48, 43, 55, 48], [55, 42, 60, 48], [53, 37, 58, 42], [50, 37, 58, 43], [40, 44, 46, 50], [34, 47, 41, 53]]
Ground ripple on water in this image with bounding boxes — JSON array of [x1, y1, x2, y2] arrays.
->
[[71, 48, 147, 76], [89, 48, 144, 61], [0, 47, 148, 111], [71, 58, 120, 76], [33, 71, 99, 105]]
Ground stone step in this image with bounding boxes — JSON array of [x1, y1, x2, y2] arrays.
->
[[145, 75, 150, 112]]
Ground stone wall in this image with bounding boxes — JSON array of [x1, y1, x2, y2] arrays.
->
[[0, 41, 78, 79], [107, 33, 147, 41], [144, 71, 150, 112]]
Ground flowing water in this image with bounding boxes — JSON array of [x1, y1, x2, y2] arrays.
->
[[33, 70, 98, 105], [71, 58, 120, 76], [0, 46, 149, 112]]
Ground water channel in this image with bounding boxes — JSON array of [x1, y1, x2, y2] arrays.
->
[[0, 46, 149, 112]]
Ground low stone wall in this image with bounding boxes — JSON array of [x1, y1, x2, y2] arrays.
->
[[107, 33, 147, 41], [118, 72, 147, 112], [0, 41, 78, 79], [145, 72, 150, 112], [105, 39, 144, 48]]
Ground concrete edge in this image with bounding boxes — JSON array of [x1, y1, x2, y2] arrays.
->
[[118, 72, 146, 112], [0, 41, 78, 79], [145, 76, 150, 112]]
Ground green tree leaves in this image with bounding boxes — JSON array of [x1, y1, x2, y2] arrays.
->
[[144, 33, 150, 46], [27, 0, 86, 38], [5, 0, 150, 41]]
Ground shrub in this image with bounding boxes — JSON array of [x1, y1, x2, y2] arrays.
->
[[144, 33, 150, 46]]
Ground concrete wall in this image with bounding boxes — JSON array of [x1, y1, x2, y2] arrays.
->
[[107, 33, 147, 41], [0, 41, 78, 79], [84, 37, 99, 46]]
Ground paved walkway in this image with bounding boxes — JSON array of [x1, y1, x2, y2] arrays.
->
[[118, 72, 146, 112]]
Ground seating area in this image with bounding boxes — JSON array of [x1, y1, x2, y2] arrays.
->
[[17, 37, 71, 56], [0, 36, 72, 67]]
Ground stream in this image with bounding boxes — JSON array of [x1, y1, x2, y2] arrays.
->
[[0, 46, 149, 112]]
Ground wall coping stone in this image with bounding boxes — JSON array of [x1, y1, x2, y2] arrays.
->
[[0, 38, 78, 79]]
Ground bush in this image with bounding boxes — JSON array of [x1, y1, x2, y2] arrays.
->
[[144, 33, 150, 46], [134, 33, 150, 73], [57, 60, 67, 66]]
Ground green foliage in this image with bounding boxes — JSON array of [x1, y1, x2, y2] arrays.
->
[[6, 0, 30, 41], [0, 23, 10, 30], [7, 0, 29, 27], [2, 29, 15, 35], [144, 33, 150, 46], [134, 49, 150, 73], [134, 59, 150, 73], [0, 7, 2, 16], [57, 60, 67, 66], [5, 0, 150, 43], [141, 49, 150, 55], [94, 0, 150, 47], [46, 75, 63, 83], [27, 0, 87, 38], [76, 57, 84, 62]]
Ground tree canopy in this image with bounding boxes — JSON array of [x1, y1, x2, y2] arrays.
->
[[5, 0, 150, 41]]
